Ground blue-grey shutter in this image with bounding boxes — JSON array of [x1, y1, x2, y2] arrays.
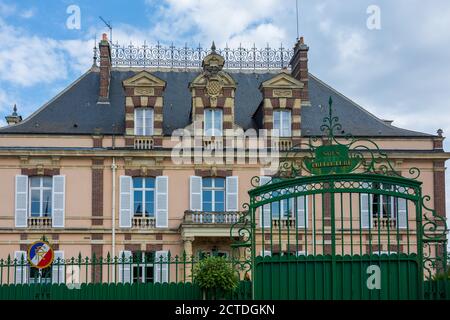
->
[[190, 176, 202, 211], [155, 176, 168, 228], [52, 251, 65, 284], [225, 176, 238, 211], [15, 175, 28, 228], [52, 175, 65, 228], [118, 250, 132, 283], [14, 251, 28, 284], [119, 176, 132, 228], [154, 251, 168, 283]]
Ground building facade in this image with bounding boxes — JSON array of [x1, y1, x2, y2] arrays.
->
[[0, 35, 448, 284]]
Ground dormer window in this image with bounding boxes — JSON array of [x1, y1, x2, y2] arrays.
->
[[273, 110, 292, 137], [204, 109, 222, 137], [134, 108, 154, 136]]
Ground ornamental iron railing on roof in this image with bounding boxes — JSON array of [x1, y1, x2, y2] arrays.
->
[[109, 42, 294, 70]]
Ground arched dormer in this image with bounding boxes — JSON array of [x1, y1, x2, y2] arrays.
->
[[188, 43, 237, 137]]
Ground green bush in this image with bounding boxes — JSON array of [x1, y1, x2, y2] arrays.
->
[[432, 268, 450, 281], [192, 256, 239, 292]]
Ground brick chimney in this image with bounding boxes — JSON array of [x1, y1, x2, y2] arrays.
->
[[290, 37, 310, 104], [98, 33, 111, 103]]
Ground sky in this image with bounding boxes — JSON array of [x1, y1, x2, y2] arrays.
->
[[0, 0, 449, 223]]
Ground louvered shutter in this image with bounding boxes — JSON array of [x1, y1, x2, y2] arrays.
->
[[52, 175, 65, 228], [398, 198, 407, 229], [226, 176, 238, 211], [15, 175, 28, 228], [297, 195, 308, 228], [154, 251, 168, 283], [259, 176, 271, 228], [155, 176, 168, 228], [189, 176, 202, 211], [118, 250, 132, 283], [361, 193, 372, 229], [119, 176, 132, 228], [14, 251, 28, 284], [52, 251, 65, 284]]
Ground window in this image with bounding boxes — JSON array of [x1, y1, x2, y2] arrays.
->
[[372, 183, 393, 219], [204, 109, 223, 136], [198, 249, 228, 259], [271, 197, 294, 219], [202, 178, 225, 211], [134, 108, 154, 136], [29, 177, 52, 217], [132, 251, 155, 283], [133, 177, 155, 217], [29, 266, 52, 284], [273, 110, 292, 137]]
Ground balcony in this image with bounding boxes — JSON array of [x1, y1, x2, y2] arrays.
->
[[272, 138, 293, 151], [184, 211, 240, 224], [132, 216, 156, 229], [134, 137, 154, 150], [373, 217, 397, 230], [271, 218, 296, 228], [202, 137, 223, 150], [28, 217, 52, 229]]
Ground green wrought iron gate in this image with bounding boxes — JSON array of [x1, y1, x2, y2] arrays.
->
[[231, 98, 448, 300]]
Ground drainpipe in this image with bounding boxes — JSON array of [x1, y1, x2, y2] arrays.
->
[[111, 157, 117, 281]]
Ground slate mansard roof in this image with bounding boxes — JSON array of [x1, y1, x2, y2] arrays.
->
[[0, 68, 432, 137]]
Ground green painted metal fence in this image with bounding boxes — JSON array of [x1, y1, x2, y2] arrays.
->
[[0, 280, 252, 300], [254, 253, 421, 300]]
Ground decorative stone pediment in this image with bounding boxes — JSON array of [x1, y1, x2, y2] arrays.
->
[[260, 72, 304, 89], [123, 71, 166, 88]]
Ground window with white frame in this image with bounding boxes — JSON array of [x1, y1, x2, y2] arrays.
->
[[134, 108, 154, 136], [29, 176, 52, 217], [132, 251, 155, 283], [202, 178, 225, 212], [273, 110, 292, 137], [133, 177, 155, 217], [204, 108, 223, 136], [190, 176, 239, 213]]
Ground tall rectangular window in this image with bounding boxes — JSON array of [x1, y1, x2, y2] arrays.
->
[[273, 110, 292, 137], [29, 177, 52, 217], [134, 108, 154, 136], [133, 177, 155, 217], [132, 251, 155, 283], [372, 183, 393, 218], [202, 178, 225, 211], [204, 109, 223, 136]]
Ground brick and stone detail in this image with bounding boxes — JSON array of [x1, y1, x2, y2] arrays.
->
[[123, 72, 166, 148], [21, 168, 60, 176], [189, 50, 237, 138], [92, 158, 104, 226], [91, 244, 103, 283], [290, 37, 310, 103], [260, 75, 303, 141], [194, 168, 232, 177], [433, 161, 446, 224], [125, 168, 163, 177], [99, 34, 111, 101]]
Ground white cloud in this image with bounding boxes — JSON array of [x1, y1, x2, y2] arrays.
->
[[19, 8, 34, 19], [0, 18, 92, 86]]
